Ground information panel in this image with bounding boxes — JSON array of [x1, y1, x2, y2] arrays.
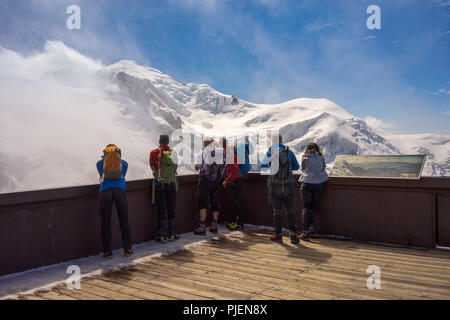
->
[[330, 155, 426, 179]]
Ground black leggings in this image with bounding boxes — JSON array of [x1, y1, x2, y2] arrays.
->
[[99, 188, 132, 253], [300, 183, 323, 232]]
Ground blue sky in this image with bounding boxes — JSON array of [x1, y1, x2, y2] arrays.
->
[[0, 0, 449, 134]]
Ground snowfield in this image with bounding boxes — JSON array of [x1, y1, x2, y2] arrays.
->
[[0, 41, 449, 193]]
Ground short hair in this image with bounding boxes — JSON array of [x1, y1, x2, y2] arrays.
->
[[272, 133, 282, 144], [159, 134, 170, 145], [203, 137, 212, 148]]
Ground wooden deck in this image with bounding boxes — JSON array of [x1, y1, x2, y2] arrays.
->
[[15, 231, 450, 300]]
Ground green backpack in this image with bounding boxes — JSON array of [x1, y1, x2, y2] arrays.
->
[[152, 148, 178, 203]]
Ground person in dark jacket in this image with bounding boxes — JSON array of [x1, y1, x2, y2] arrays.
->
[[149, 134, 179, 243], [261, 134, 300, 244], [299, 142, 328, 240], [96, 144, 133, 259]]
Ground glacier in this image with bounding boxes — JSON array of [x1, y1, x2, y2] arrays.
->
[[0, 41, 448, 193]]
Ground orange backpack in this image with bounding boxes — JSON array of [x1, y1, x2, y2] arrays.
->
[[102, 145, 122, 180]]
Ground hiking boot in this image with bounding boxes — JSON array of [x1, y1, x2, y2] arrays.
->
[[227, 222, 237, 230], [168, 234, 180, 241], [299, 231, 310, 241], [228, 223, 243, 231], [193, 225, 206, 235], [124, 249, 134, 257], [290, 234, 300, 244], [156, 235, 167, 243], [103, 252, 113, 259], [209, 223, 218, 234], [270, 233, 283, 243]]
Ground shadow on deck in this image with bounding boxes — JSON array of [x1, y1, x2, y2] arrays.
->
[[15, 230, 450, 300]]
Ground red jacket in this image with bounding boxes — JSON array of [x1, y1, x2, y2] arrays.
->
[[224, 148, 240, 185], [149, 145, 173, 173]]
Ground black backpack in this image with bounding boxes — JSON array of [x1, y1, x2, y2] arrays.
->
[[267, 146, 293, 197], [202, 149, 225, 182]]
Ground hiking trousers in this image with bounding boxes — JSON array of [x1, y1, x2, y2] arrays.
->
[[99, 188, 132, 254], [300, 183, 323, 233], [272, 186, 296, 234], [155, 183, 177, 237], [231, 177, 244, 225]]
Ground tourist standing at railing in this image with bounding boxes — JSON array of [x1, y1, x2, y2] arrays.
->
[[149, 134, 180, 243], [298, 143, 328, 240], [96, 144, 133, 259], [193, 137, 226, 235], [222, 138, 251, 231], [261, 134, 300, 244]]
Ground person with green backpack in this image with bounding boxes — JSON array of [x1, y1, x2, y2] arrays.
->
[[260, 134, 300, 244], [149, 134, 179, 243]]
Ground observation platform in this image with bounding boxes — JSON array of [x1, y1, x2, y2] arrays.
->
[[12, 230, 450, 300], [1, 174, 449, 299]]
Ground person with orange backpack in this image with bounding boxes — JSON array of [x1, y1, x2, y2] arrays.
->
[[149, 134, 179, 243], [96, 144, 133, 259]]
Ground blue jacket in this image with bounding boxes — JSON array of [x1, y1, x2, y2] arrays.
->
[[261, 143, 300, 171], [236, 143, 251, 177], [96, 159, 128, 191]]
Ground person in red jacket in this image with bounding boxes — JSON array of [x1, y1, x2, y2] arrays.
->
[[149, 134, 179, 243], [222, 138, 251, 230]]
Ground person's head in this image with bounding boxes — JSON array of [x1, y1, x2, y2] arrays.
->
[[159, 134, 170, 146], [203, 136, 213, 148], [304, 142, 322, 155], [271, 133, 283, 145]]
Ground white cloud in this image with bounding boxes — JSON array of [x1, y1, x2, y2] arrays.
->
[[305, 22, 341, 33], [362, 35, 376, 40], [364, 116, 394, 130], [0, 42, 155, 192]]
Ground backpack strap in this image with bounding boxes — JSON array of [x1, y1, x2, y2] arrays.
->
[[152, 147, 162, 204]]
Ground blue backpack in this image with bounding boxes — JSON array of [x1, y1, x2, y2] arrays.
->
[[237, 143, 251, 175]]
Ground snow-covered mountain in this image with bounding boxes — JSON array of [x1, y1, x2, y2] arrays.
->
[[0, 41, 448, 193]]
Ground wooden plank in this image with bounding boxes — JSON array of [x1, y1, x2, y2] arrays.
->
[[140, 260, 289, 300], [115, 270, 219, 300], [152, 253, 353, 300], [77, 281, 140, 300], [315, 261, 450, 291], [82, 278, 148, 300], [132, 265, 254, 300], [17, 294, 46, 300], [212, 235, 450, 272], [53, 285, 107, 300], [34, 290, 78, 300], [306, 266, 450, 299], [177, 248, 317, 278], [107, 271, 204, 300], [205, 237, 450, 285]]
